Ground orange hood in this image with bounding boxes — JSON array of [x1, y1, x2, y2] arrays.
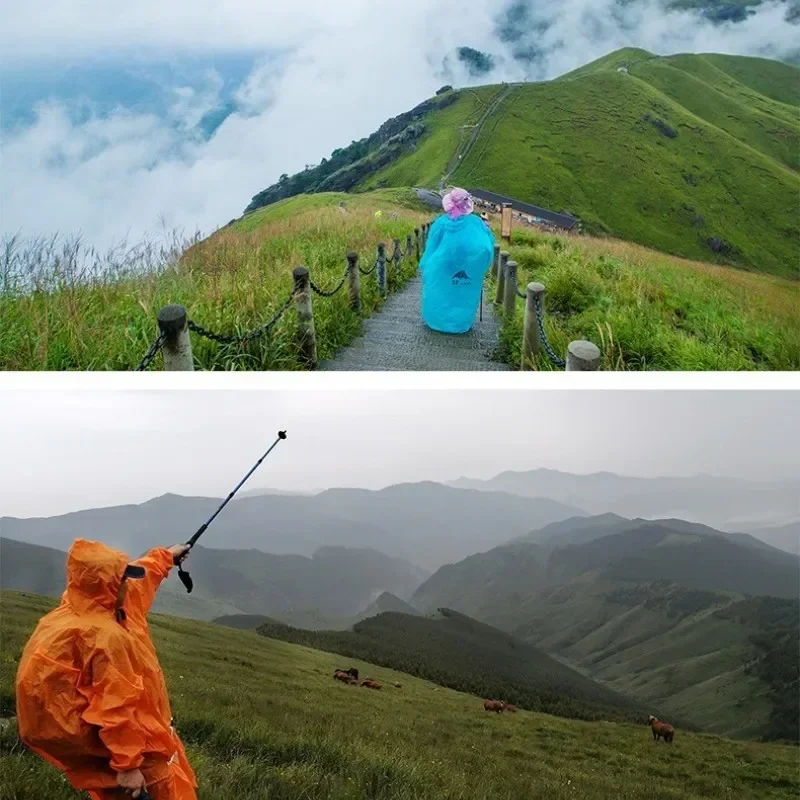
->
[[65, 539, 130, 615]]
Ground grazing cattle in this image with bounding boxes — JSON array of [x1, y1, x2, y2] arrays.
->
[[648, 715, 675, 743], [393, 682, 402, 689], [335, 667, 359, 681], [483, 700, 505, 713], [361, 680, 382, 690], [504, 704, 518, 714], [333, 670, 352, 684]]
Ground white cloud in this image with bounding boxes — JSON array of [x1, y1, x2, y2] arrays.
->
[[0, 0, 796, 248]]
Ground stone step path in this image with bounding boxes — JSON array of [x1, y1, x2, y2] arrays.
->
[[321, 276, 510, 371]]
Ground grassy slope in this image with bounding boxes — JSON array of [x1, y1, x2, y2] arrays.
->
[[256, 609, 644, 725], [411, 532, 798, 739], [524, 590, 771, 739], [3, 188, 797, 370], [508, 582, 795, 740], [362, 51, 800, 279], [492, 225, 799, 370], [2, 591, 799, 800], [0, 190, 430, 370]]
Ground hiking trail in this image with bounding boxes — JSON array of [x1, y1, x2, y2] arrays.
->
[[438, 84, 518, 192], [320, 276, 509, 371]]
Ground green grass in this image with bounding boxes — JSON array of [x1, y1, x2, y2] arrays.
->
[[489, 225, 799, 370], [2, 591, 799, 800], [361, 51, 800, 279], [2, 188, 797, 370], [358, 86, 501, 191], [0, 191, 431, 371]]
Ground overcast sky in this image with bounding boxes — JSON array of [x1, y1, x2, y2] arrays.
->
[[0, 390, 796, 518], [2, 0, 797, 248]]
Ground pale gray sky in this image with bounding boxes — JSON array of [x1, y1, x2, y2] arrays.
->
[[0, 390, 796, 518]]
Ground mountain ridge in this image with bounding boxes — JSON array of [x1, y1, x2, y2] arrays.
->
[[410, 515, 799, 739], [244, 48, 799, 277]]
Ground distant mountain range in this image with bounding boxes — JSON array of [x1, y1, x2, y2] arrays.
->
[[0, 482, 585, 571], [411, 514, 799, 740], [0, 538, 428, 622], [447, 470, 799, 545], [214, 592, 421, 632], [733, 521, 800, 556]]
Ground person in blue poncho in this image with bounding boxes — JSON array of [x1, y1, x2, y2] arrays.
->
[[419, 188, 496, 334]]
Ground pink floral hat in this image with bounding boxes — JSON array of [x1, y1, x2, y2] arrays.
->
[[442, 188, 474, 220]]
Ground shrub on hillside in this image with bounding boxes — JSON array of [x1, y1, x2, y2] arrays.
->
[[544, 260, 601, 314]]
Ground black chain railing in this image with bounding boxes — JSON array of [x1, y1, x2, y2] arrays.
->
[[135, 334, 167, 372], [134, 223, 433, 370], [533, 293, 567, 368], [309, 269, 348, 298], [187, 294, 295, 346]]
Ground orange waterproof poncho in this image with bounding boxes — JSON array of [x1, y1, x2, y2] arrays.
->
[[15, 539, 197, 797]]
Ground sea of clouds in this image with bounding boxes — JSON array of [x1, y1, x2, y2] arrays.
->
[[1, 0, 796, 248]]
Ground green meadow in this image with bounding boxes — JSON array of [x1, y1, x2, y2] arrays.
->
[[2, 591, 798, 800]]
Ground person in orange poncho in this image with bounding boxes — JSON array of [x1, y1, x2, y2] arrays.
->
[[15, 539, 198, 799]]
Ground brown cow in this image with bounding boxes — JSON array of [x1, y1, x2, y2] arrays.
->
[[333, 670, 351, 684], [648, 715, 675, 743], [483, 700, 505, 713], [504, 704, 518, 714], [362, 680, 382, 690]]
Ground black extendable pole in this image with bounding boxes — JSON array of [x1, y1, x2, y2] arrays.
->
[[177, 431, 287, 593]]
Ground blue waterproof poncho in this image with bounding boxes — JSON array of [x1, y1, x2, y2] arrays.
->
[[419, 214, 496, 334]]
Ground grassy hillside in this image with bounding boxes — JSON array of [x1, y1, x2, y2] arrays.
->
[[0, 190, 430, 371], [247, 49, 799, 278], [3, 188, 797, 370], [2, 592, 798, 800], [257, 609, 645, 725], [491, 225, 799, 370], [364, 50, 800, 278], [411, 519, 800, 740]]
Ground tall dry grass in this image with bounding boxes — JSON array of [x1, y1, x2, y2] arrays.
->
[[0, 196, 430, 371]]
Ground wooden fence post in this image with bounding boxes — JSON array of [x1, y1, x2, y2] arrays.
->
[[405, 234, 413, 259], [392, 238, 402, 276], [377, 243, 388, 297], [501, 203, 513, 245], [521, 283, 546, 371], [503, 260, 518, 316], [491, 244, 501, 280], [495, 251, 509, 305], [157, 305, 194, 371], [415, 228, 421, 261], [293, 266, 318, 368], [566, 341, 601, 371], [347, 251, 361, 314]]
